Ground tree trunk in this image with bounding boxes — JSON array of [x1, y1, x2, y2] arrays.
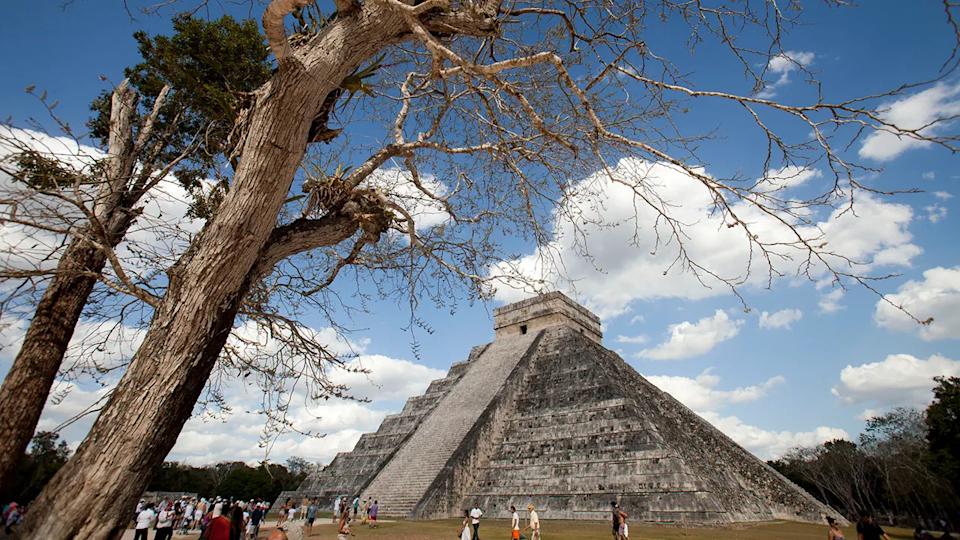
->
[[0, 83, 139, 492], [18, 9, 403, 538], [0, 240, 107, 490]]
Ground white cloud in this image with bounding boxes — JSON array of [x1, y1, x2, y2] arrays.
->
[[819, 288, 845, 313], [832, 353, 960, 411], [859, 82, 960, 162], [638, 310, 743, 360], [922, 171, 936, 180], [757, 50, 815, 98], [759, 308, 803, 329], [933, 191, 952, 200], [615, 334, 648, 345], [647, 366, 846, 459], [646, 368, 784, 411], [874, 266, 960, 340], [364, 167, 450, 231], [488, 158, 920, 319], [0, 126, 203, 294], [5, 316, 446, 466], [332, 354, 446, 401], [757, 165, 822, 193], [925, 204, 948, 223], [170, 341, 445, 464], [700, 411, 848, 459]]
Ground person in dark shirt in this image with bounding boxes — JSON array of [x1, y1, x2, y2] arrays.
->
[[610, 501, 620, 540], [856, 514, 891, 540], [250, 505, 264, 539]]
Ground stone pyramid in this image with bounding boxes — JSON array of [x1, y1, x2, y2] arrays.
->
[[280, 292, 839, 524]]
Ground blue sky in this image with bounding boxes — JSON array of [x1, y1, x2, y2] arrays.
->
[[1, 1, 958, 465]]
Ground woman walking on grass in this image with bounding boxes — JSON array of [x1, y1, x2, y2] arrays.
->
[[459, 509, 472, 540]]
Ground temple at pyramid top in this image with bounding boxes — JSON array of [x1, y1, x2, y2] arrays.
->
[[279, 292, 841, 525], [493, 291, 602, 343]]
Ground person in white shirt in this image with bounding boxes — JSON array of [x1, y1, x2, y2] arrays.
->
[[510, 505, 520, 540], [526, 504, 541, 540], [469, 505, 483, 540], [333, 496, 341, 523], [134, 503, 156, 540], [155, 506, 175, 540]]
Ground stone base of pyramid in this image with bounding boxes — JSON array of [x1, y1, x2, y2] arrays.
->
[[279, 293, 841, 525]]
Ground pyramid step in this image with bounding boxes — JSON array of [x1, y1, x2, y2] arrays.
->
[[360, 333, 540, 511]]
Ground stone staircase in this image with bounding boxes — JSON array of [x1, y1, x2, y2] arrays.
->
[[360, 333, 539, 517]]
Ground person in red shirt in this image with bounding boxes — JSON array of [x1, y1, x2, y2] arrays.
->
[[204, 511, 231, 540]]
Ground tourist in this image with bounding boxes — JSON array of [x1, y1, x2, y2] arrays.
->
[[369, 499, 378, 528], [526, 504, 541, 540], [277, 500, 288, 527], [3, 502, 22, 535], [155, 503, 176, 540], [458, 509, 472, 540], [249, 502, 264, 539], [306, 498, 318, 530], [193, 499, 205, 530], [133, 502, 156, 540], [827, 516, 846, 540], [205, 506, 231, 540], [230, 505, 246, 540], [181, 498, 195, 533], [610, 502, 621, 540], [352, 495, 360, 518], [338, 507, 352, 540], [333, 495, 342, 523], [510, 505, 520, 540], [286, 503, 297, 524], [362, 496, 371, 524], [618, 509, 629, 539], [856, 513, 891, 540], [300, 496, 310, 520], [470, 504, 483, 540]]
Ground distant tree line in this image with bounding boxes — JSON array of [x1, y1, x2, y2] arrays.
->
[[2, 435, 314, 505], [769, 377, 960, 528]]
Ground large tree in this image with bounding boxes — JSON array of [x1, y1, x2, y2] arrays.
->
[[0, 14, 270, 492], [10, 0, 959, 537]]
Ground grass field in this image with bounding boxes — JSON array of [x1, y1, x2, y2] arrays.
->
[[255, 517, 921, 540]]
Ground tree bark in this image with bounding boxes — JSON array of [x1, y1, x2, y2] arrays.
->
[[18, 7, 405, 538], [0, 241, 107, 488], [0, 82, 140, 492]]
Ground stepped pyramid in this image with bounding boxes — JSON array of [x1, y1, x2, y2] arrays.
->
[[279, 293, 839, 524]]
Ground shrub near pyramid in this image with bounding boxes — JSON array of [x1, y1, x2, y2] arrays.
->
[[278, 293, 841, 524]]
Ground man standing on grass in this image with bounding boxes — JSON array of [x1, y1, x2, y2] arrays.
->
[[526, 504, 541, 540], [510, 505, 520, 540], [469, 504, 483, 540], [333, 496, 341, 523]]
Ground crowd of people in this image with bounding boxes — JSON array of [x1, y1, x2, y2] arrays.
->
[[132, 495, 271, 540], [275, 496, 321, 531], [329, 495, 379, 528]]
